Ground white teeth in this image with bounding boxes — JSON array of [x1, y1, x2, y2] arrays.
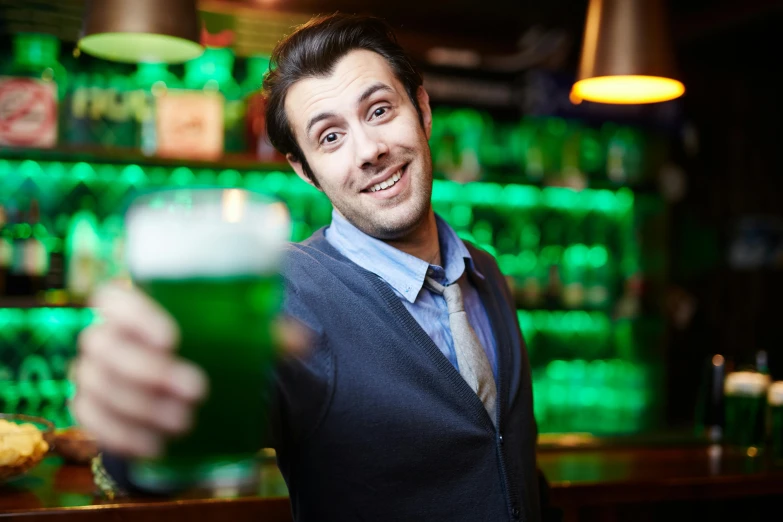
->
[[369, 169, 403, 193]]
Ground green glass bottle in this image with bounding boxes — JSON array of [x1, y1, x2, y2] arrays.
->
[[133, 62, 182, 155], [184, 48, 244, 153]]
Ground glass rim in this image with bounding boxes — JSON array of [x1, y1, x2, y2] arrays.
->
[[123, 186, 282, 216]]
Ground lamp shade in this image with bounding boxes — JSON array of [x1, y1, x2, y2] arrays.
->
[[79, 0, 204, 64], [573, 0, 685, 104]]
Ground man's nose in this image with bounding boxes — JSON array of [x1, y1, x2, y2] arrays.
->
[[354, 125, 389, 169]]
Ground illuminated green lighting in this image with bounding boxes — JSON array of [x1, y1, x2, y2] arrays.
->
[[588, 245, 609, 267], [14, 33, 59, 66], [501, 185, 539, 208], [616, 187, 634, 214], [120, 165, 146, 187], [171, 167, 195, 186], [2, 160, 635, 219], [72, 162, 96, 183], [265, 171, 289, 194], [540, 246, 562, 266], [19, 160, 43, 179], [14, 223, 32, 239], [218, 169, 242, 188], [48, 162, 66, 179], [565, 244, 589, 266], [593, 190, 617, 213], [79, 33, 204, 64], [32, 224, 48, 239], [518, 250, 537, 272], [468, 183, 502, 205], [450, 205, 473, 228], [543, 187, 577, 210]]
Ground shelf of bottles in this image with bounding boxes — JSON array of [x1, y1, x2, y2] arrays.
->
[[0, 32, 667, 434]]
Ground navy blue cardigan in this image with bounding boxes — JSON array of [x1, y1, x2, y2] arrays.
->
[[105, 230, 544, 522], [269, 231, 542, 521]]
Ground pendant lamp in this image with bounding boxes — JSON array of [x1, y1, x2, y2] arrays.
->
[[79, 0, 204, 64], [572, 0, 685, 104]]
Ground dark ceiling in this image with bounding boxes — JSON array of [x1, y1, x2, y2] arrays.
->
[[1, 0, 781, 66], [219, 0, 783, 50]]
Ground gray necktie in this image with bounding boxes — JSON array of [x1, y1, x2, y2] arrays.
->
[[425, 275, 497, 426]]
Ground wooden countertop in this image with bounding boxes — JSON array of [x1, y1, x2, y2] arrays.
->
[[2, 445, 783, 521]]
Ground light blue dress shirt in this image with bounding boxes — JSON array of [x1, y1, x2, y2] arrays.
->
[[325, 210, 498, 379]]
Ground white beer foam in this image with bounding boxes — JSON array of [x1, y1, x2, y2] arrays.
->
[[769, 381, 783, 406], [724, 371, 771, 397], [126, 197, 290, 279]]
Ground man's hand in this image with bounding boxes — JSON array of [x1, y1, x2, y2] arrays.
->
[[71, 283, 206, 458], [71, 282, 312, 459]]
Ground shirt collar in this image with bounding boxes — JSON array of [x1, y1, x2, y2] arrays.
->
[[325, 210, 484, 304]]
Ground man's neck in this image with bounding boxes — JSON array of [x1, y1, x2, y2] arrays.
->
[[384, 209, 441, 267]]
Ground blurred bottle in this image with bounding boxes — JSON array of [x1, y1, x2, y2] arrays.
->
[[694, 354, 727, 443], [440, 109, 482, 183], [133, 62, 181, 155], [561, 123, 587, 189], [65, 210, 101, 304], [23, 199, 49, 296], [156, 48, 233, 161], [604, 125, 644, 185], [185, 47, 243, 151], [584, 246, 611, 309], [579, 126, 605, 183], [66, 68, 103, 147], [522, 119, 541, 181], [7, 203, 31, 296], [755, 350, 769, 375], [561, 244, 586, 309], [0, 205, 11, 296], [0, 33, 65, 148], [244, 55, 285, 163]]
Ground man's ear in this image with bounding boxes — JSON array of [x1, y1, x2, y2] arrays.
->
[[287, 153, 318, 189], [417, 86, 433, 141]]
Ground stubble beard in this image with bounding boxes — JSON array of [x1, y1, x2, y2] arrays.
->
[[320, 152, 434, 241]]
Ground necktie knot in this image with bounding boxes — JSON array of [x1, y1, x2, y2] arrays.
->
[[425, 277, 465, 314]]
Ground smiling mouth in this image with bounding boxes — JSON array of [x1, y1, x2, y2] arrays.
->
[[363, 164, 408, 193]]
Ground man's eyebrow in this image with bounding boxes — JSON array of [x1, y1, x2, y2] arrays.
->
[[306, 111, 337, 138], [304, 83, 394, 138], [358, 82, 394, 104]]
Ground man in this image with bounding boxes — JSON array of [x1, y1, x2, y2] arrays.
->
[[74, 13, 554, 522]]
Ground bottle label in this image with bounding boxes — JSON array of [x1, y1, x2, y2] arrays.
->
[[0, 77, 58, 148], [156, 90, 224, 160]]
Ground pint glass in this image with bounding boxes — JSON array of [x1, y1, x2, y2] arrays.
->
[[123, 188, 290, 493], [769, 381, 783, 465], [723, 371, 770, 452]]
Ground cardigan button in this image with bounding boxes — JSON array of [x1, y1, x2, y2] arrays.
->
[[511, 506, 521, 519]]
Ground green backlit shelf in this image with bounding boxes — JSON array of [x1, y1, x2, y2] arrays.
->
[[0, 157, 636, 215]]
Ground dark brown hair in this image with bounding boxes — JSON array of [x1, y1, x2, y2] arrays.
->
[[262, 13, 424, 187]]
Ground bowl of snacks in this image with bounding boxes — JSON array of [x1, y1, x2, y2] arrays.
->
[[0, 413, 54, 483], [53, 427, 99, 465]]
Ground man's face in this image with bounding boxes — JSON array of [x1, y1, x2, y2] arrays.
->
[[285, 49, 434, 240]]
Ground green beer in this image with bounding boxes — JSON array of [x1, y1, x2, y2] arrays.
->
[[723, 371, 770, 451], [768, 381, 783, 465], [123, 189, 290, 492]]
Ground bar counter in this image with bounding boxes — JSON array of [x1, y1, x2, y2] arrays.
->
[[2, 443, 783, 521]]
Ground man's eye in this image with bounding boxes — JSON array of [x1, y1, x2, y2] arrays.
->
[[324, 133, 338, 143], [373, 107, 387, 118]]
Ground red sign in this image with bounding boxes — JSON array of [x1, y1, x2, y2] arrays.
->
[[0, 77, 58, 148]]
